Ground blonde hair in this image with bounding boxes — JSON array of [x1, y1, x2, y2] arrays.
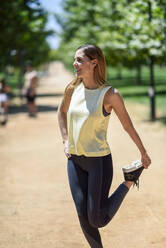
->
[[64, 44, 107, 96]]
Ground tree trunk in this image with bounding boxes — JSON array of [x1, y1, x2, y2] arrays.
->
[[149, 56, 156, 121], [18, 49, 25, 95], [148, 1, 156, 121], [117, 64, 122, 79], [136, 64, 142, 85]]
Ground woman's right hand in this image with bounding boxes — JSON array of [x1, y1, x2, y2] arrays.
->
[[63, 140, 71, 158], [141, 152, 151, 169]]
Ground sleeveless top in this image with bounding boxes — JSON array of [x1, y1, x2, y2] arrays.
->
[[67, 82, 112, 157]]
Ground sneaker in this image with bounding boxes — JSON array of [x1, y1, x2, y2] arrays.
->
[[122, 160, 144, 189]]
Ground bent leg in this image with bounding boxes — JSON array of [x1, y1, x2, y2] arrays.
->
[[107, 183, 129, 220], [87, 156, 111, 227], [87, 154, 129, 228]]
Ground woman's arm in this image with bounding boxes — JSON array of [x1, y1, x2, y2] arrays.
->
[[58, 86, 74, 158], [108, 89, 151, 168]]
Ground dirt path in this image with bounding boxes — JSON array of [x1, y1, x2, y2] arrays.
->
[[0, 62, 166, 248]]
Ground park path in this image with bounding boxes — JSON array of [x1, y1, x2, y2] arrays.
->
[[0, 61, 166, 248]]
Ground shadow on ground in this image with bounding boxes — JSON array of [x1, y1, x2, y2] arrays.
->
[[155, 117, 166, 125], [9, 104, 58, 115], [143, 116, 166, 126], [37, 93, 63, 97], [11, 93, 63, 98]]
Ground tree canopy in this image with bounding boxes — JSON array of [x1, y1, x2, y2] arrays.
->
[[55, 0, 166, 70], [0, 0, 53, 70]]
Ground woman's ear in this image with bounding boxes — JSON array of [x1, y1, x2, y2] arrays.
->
[[92, 59, 98, 68]]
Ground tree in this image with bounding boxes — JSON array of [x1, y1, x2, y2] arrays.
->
[[55, 0, 166, 120], [55, 0, 166, 70], [0, 0, 53, 71]]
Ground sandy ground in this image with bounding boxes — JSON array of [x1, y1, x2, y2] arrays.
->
[[0, 61, 166, 248]]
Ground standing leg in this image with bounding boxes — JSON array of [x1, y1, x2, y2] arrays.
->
[[27, 102, 37, 117], [79, 216, 103, 248], [31, 101, 37, 115], [67, 158, 103, 247], [87, 154, 129, 228]]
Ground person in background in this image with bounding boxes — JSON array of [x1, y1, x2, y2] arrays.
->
[[22, 62, 38, 117], [0, 78, 10, 125], [58, 44, 151, 248]]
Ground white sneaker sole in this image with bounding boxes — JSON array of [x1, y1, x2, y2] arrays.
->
[[122, 160, 143, 173]]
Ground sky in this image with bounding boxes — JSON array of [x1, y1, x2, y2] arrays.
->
[[39, 0, 63, 49]]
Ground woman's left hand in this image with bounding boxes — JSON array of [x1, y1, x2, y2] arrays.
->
[[141, 153, 151, 169]]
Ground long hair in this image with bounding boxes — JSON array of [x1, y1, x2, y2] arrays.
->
[[64, 44, 107, 96]]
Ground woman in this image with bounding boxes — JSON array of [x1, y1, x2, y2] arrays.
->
[[58, 44, 151, 247]]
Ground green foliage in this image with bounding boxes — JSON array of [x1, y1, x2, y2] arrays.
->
[[55, 0, 166, 69], [0, 0, 54, 70]]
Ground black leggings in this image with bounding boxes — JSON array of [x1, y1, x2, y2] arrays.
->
[[67, 154, 129, 248]]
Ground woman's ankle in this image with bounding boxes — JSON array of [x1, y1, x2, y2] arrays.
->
[[123, 181, 134, 189]]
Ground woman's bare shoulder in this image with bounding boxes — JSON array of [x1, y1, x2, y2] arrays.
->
[[104, 87, 124, 107], [105, 86, 120, 98]]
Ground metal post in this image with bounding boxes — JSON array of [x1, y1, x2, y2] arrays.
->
[[18, 49, 25, 90], [148, 1, 156, 121]]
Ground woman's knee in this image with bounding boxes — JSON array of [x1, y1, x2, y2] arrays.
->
[[88, 210, 110, 228], [88, 213, 103, 228]]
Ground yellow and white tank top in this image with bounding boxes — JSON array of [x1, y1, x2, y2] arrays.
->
[[67, 82, 112, 156]]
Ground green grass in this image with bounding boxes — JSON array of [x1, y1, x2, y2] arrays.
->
[[107, 65, 166, 119], [119, 85, 166, 117], [107, 65, 166, 81], [124, 95, 166, 123], [156, 96, 166, 116]]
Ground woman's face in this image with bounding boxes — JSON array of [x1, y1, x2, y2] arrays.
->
[[73, 49, 95, 78]]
